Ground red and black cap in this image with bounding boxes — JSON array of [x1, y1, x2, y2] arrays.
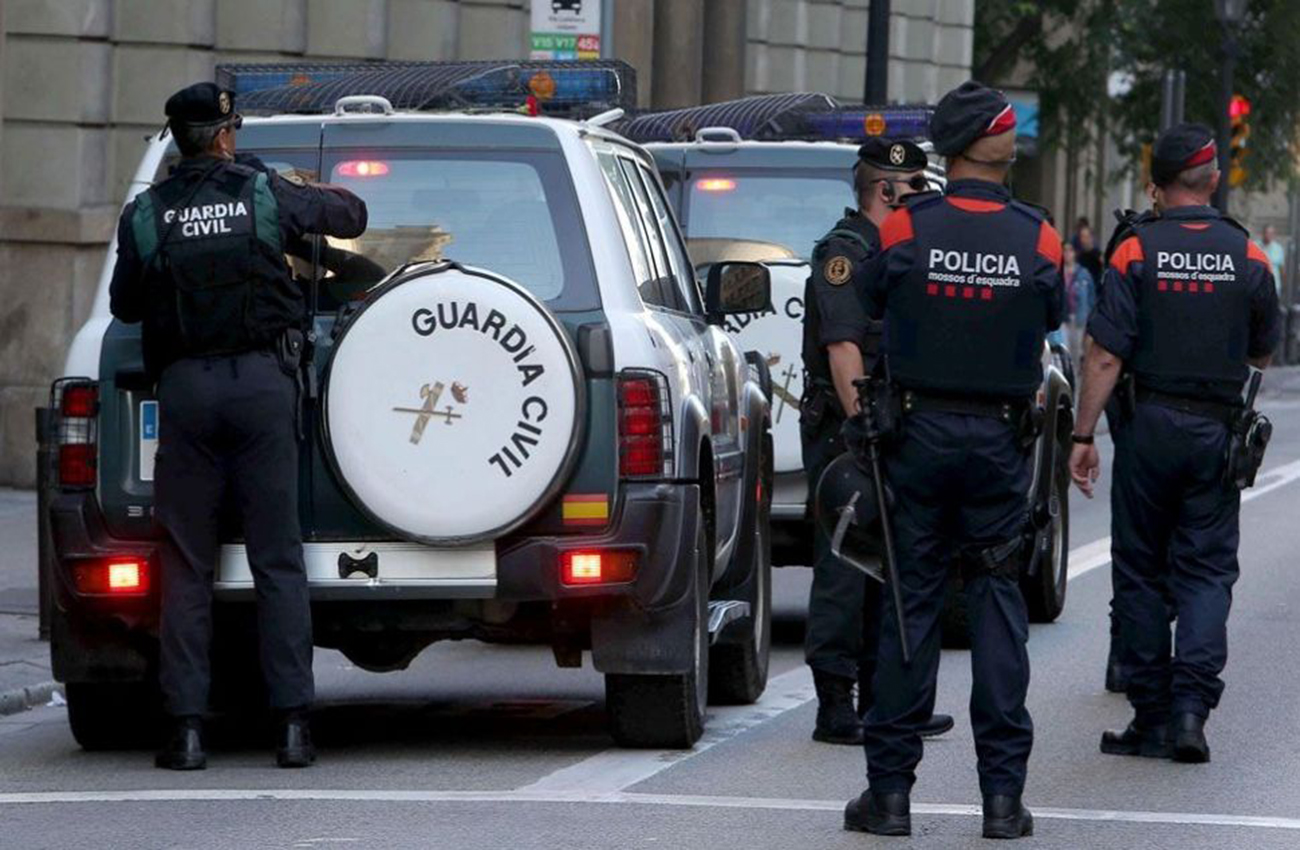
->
[[1151, 122, 1217, 187], [165, 82, 239, 128], [858, 137, 928, 172], [929, 81, 1016, 158]]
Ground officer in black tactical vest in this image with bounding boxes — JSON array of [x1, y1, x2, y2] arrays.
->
[[843, 82, 1063, 840], [1071, 123, 1280, 765], [108, 83, 368, 771], [801, 139, 954, 746]]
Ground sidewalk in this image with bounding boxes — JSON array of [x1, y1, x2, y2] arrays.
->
[[0, 489, 59, 715]]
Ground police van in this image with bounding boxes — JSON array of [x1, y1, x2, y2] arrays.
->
[[38, 61, 773, 750], [631, 96, 1074, 634]]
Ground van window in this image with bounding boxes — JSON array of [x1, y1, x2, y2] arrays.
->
[[322, 149, 599, 310]]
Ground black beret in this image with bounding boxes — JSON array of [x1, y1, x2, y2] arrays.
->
[[1151, 122, 1217, 187], [929, 81, 1016, 157], [165, 82, 238, 128], [857, 137, 927, 172]]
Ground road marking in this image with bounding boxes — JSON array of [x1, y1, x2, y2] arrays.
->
[[521, 456, 1300, 796], [1, 788, 1298, 831], [1067, 456, 1300, 581], [520, 665, 816, 793]]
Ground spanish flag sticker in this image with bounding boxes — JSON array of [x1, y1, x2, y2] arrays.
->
[[562, 494, 609, 526]]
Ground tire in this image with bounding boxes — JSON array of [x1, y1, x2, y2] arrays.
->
[[606, 522, 710, 749], [66, 681, 162, 751], [709, 434, 773, 705], [1024, 438, 1070, 622]]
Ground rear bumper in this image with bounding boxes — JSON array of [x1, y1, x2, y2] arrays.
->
[[48, 482, 698, 614]]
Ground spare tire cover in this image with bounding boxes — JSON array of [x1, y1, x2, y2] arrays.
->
[[722, 262, 808, 473], [323, 263, 584, 545]]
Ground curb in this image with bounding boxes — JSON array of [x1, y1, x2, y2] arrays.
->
[[0, 681, 62, 717]]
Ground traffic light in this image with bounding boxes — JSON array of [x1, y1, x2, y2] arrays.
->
[[1229, 94, 1251, 187]]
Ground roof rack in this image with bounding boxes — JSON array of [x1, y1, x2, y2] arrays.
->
[[614, 93, 934, 145], [215, 60, 637, 119]]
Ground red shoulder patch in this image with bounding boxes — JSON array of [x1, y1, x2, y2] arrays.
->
[[1247, 240, 1271, 265], [1109, 236, 1144, 273], [880, 207, 914, 250], [1036, 221, 1063, 268]]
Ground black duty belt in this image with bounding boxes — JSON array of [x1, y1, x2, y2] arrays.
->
[[900, 389, 1028, 423], [1136, 388, 1239, 426]]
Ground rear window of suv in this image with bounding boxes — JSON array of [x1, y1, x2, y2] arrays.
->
[[322, 149, 599, 311]]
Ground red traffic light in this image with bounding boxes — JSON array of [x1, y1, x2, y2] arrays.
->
[[1229, 94, 1251, 120]]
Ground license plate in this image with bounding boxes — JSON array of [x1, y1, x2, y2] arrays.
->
[[139, 400, 159, 481]]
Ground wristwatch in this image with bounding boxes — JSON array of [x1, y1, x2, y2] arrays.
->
[[1071, 434, 1095, 445]]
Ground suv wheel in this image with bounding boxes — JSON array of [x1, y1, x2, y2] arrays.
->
[[66, 680, 161, 751], [1024, 436, 1070, 622], [709, 434, 772, 705], [605, 521, 710, 748]]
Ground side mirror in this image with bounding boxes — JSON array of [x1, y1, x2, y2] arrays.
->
[[705, 261, 772, 322]]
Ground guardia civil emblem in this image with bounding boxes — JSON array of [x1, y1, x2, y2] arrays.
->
[[889, 144, 906, 166], [218, 91, 232, 115], [393, 381, 468, 444]]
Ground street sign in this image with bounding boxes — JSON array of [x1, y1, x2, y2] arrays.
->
[[530, 1, 601, 61]]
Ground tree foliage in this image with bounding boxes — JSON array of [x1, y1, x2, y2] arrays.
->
[[974, 0, 1300, 189]]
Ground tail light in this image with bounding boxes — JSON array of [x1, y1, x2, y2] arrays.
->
[[52, 379, 98, 489], [618, 371, 672, 478], [73, 557, 149, 595], [560, 550, 639, 586]]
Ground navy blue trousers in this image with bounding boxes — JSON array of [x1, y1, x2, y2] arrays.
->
[[1110, 402, 1239, 723], [864, 412, 1033, 796], [802, 417, 883, 700], [155, 351, 314, 717]]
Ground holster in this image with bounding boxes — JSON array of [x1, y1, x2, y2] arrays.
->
[[1116, 372, 1137, 422], [800, 382, 834, 431], [1224, 409, 1272, 491], [275, 328, 307, 440], [959, 536, 1024, 583], [1016, 404, 1044, 451]]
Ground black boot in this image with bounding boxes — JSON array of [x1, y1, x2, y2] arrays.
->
[[276, 709, 316, 768], [1100, 719, 1171, 758], [1171, 712, 1210, 763], [844, 790, 911, 836], [155, 716, 206, 771], [812, 672, 862, 745], [982, 795, 1034, 839], [919, 713, 955, 738]]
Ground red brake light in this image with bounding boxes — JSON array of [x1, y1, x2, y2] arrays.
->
[[561, 550, 638, 586], [696, 178, 736, 192], [618, 374, 670, 478], [74, 558, 149, 595], [61, 385, 98, 417], [336, 160, 390, 178], [59, 444, 97, 488]]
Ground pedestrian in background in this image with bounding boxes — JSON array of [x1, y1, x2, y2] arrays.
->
[[1073, 221, 1104, 286], [1064, 241, 1096, 361], [1071, 122, 1279, 765], [108, 82, 368, 771], [1261, 224, 1285, 296]]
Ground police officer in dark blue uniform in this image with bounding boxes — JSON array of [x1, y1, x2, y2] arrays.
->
[[1071, 123, 1279, 764], [802, 139, 954, 745], [844, 82, 1063, 839], [109, 83, 368, 770]]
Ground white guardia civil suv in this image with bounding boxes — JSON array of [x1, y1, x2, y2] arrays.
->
[[37, 61, 774, 751]]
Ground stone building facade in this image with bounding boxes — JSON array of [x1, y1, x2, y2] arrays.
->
[[0, 0, 973, 486]]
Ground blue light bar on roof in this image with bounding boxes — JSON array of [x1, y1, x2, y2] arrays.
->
[[215, 60, 637, 117], [804, 106, 933, 142]]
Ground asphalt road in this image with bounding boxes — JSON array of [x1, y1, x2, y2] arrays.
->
[[5, 398, 1300, 849]]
